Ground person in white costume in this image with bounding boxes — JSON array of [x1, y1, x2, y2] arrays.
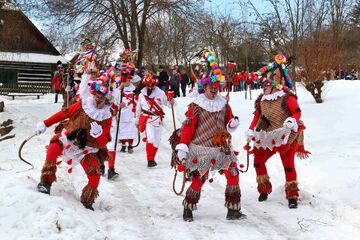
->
[[136, 73, 174, 167], [118, 75, 138, 153]]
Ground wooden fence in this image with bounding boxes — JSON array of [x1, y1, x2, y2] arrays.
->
[[0, 81, 52, 95]]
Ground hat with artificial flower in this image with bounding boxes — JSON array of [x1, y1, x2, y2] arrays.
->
[[195, 49, 226, 94], [89, 67, 117, 104], [249, 54, 295, 94]]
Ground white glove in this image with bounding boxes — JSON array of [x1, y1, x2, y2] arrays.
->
[[90, 122, 103, 138], [245, 129, 254, 142], [177, 149, 188, 161], [283, 117, 298, 132], [229, 118, 240, 128], [35, 122, 47, 135], [65, 86, 71, 92]]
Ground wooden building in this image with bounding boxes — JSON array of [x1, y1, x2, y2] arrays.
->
[[0, 2, 67, 94]]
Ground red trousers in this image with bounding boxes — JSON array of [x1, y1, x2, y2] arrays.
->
[[190, 167, 239, 191], [146, 142, 158, 161], [253, 147, 297, 182], [108, 151, 116, 169], [45, 142, 100, 188]]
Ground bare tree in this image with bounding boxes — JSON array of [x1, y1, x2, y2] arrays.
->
[[14, 0, 202, 67], [298, 31, 343, 103]]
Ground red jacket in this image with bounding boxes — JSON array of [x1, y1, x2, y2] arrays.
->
[[43, 101, 112, 147], [51, 69, 63, 91]]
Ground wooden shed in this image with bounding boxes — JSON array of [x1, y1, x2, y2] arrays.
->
[[0, 2, 67, 94]]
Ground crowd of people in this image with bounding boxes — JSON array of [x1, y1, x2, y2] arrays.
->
[[38, 41, 309, 221]]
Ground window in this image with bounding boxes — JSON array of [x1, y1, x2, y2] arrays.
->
[[0, 69, 18, 86]]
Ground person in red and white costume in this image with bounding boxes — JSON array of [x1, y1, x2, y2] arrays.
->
[[35, 71, 114, 211], [135, 73, 174, 167], [245, 55, 310, 209], [118, 74, 137, 153], [105, 72, 137, 180], [175, 49, 244, 222], [104, 73, 121, 180]]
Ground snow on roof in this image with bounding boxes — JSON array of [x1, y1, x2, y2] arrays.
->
[[0, 51, 68, 64]]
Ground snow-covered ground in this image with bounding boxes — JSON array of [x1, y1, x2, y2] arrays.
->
[[0, 80, 359, 240]]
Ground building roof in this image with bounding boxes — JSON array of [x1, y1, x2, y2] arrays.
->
[[0, 6, 61, 55]]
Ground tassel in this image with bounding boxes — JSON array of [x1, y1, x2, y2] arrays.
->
[[178, 164, 185, 172]]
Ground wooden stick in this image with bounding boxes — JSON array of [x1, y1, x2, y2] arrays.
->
[[171, 103, 176, 130]]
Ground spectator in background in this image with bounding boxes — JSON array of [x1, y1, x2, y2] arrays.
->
[[239, 71, 246, 91], [157, 65, 169, 91], [170, 68, 180, 97], [51, 61, 64, 103], [180, 68, 189, 97], [232, 72, 240, 92]]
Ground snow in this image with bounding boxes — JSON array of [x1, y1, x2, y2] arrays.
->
[[0, 52, 68, 64], [0, 80, 360, 239]]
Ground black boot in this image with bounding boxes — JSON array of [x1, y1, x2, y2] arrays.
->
[[183, 208, 193, 222], [120, 145, 126, 152], [100, 165, 105, 177], [85, 205, 94, 211], [258, 193, 268, 202], [127, 145, 134, 154], [147, 160, 157, 167], [108, 168, 119, 180], [226, 209, 246, 220], [288, 198, 298, 209], [37, 182, 52, 195]]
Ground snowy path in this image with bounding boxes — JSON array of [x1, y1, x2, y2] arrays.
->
[[1, 81, 360, 240]]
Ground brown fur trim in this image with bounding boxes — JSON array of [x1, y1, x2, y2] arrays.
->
[[49, 135, 63, 146], [285, 181, 299, 200], [83, 153, 101, 175], [97, 147, 110, 164], [80, 184, 99, 208], [40, 161, 57, 183], [168, 129, 182, 168], [224, 185, 241, 210], [212, 130, 231, 147], [257, 174, 272, 194], [256, 174, 270, 184], [183, 187, 201, 211], [54, 120, 68, 134], [296, 145, 311, 159], [285, 181, 298, 190]]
